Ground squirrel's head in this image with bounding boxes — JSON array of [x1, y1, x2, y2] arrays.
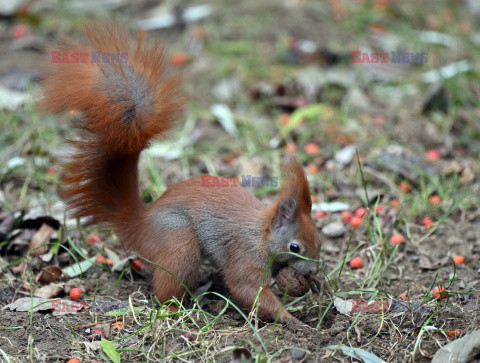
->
[[268, 158, 322, 277]]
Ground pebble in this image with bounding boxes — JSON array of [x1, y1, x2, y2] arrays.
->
[[321, 222, 346, 238], [334, 145, 356, 165], [290, 348, 307, 360], [432, 329, 480, 363]]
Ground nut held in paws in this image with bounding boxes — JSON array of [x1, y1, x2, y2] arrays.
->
[[276, 267, 310, 297]]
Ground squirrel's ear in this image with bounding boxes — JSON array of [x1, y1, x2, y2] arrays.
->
[[279, 157, 312, 213], [275, 197, 296, 231]]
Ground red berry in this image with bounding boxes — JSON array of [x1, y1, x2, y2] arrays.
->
[[355, 207, 367, 218], [431, 286, 446, 300], [389, 233, 405, 245], [171, 52, 188, 66], [340, 210, 353, 223], [95, 255, 106, 264], [349, 216, 363, 228], [285, 143, 297, 153], [422, 217, 434, 228], [425, 149, 441, 161], [314, 211, 327, 219], [398, 292, 408, 301], [307, 163, 319, 174], [429, 195, 442, 204], [390, 199, 400, 210], [349, 256, 363, 269], [112, 321, 123, 330], [87, 234, 101, 243], [131, 259, 142, 271], [399, 181, 411, 193], [446, 329, 461, 338], [69, 288, 83, 300], [67, 358, 81, 363], [13, 24, 27, 38], [452, 255, 465, 265], [304, 143, 320, 155], [375, 205, 384, 213]]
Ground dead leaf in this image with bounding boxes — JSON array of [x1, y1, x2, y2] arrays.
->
[[34, 283, 64, 299], [443, 160, 462, 174], [36, 266, 63, 284], [460, 166, 475, 183], [9, 261, 28, 274], [104, 247, 121, 267], [7, 229, 35, 254], [29, 223, 56, 256], [4, 297, 53, 312], [0, 213, 15, 238]]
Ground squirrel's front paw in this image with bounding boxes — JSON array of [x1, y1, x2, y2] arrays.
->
[[310, 274, 333, 298], [279, 310, 310, 328]]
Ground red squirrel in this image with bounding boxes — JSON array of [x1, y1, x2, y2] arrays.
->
[[37, 22, 323, 325]]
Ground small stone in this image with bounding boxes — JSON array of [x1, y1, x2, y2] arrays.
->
[[432, 329, 480, 363], [334, 145, 356, 165], [321, 222, 346, 238], [211, 78, 240, 102], [290, 348, 307, 360]]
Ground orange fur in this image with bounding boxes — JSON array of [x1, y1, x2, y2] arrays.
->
[[37, 22, 184, 243]]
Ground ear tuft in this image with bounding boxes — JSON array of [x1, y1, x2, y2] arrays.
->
[[279, 157, 312, 213]]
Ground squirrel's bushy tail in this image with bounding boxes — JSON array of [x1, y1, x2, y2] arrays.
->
[[37, 22, 184, 239]]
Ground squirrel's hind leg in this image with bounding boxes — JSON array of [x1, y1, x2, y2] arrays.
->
[[149, 226, 202, 304]]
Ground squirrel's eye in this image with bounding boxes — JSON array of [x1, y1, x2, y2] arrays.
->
[[289, 243, 300, 253]]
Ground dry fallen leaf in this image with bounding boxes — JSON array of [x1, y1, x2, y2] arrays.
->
[[460, 166, 475, 183], [29, 223, 56, 256], [0, 213, 15, 238], [34, 283, 64, 299], [36, 266, 63, 284], [7, 229, 35, 254], [4, 297, 53, 312], [9, 261, 28, 274]]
